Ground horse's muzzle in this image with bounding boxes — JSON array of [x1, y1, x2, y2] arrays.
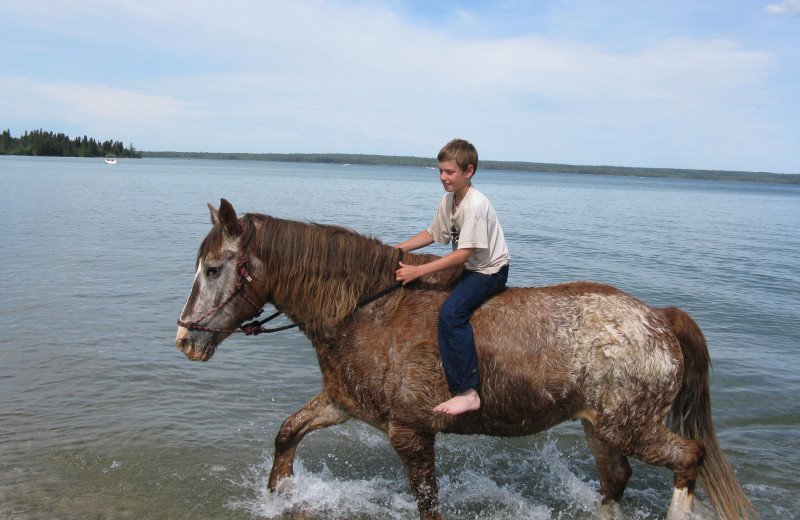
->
[[175, 326, 216, 361]]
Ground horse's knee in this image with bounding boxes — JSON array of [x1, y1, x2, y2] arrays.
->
[[274, 395, 349, 454], [274, 420, 299, 453], [668, 439, 705, 491]]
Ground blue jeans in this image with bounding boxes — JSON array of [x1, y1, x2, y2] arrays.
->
[[438, 264, 509, 394]]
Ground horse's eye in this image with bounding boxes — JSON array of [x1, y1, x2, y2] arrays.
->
[[205, 266, 220, 277]]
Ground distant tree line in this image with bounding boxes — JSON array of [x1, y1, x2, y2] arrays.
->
[[144, 151, 436, 168], [143, 151, 799, 184], [0, 129, 141, 158]]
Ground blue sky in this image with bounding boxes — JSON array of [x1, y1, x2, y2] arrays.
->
[[2, 0, 799, 173]]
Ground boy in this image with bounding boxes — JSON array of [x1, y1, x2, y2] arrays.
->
[[395, 139, 510, 415]]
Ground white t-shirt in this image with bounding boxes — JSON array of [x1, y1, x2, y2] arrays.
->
[[427, 186, 510, 274]]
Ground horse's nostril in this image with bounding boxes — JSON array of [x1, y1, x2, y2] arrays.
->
[[175, 334, 192, 355]]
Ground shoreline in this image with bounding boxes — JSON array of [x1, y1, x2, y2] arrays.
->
[[140, 151, 800, 185]]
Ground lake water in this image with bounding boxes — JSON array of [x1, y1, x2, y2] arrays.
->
[[0, 155, 797, 519]]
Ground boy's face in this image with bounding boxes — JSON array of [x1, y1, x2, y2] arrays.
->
[[438, 159, 474, 195]]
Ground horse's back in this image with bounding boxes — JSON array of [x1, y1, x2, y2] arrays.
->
[[337, 281, 684, 435], [477, 281, 680, 359], [474, 282, 683, 420]]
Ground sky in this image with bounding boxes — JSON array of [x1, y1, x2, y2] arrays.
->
[[1, 0, 799, 173]]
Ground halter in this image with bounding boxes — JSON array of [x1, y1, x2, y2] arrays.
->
[[176, 252, 264, 334], [177, 219, 403, 336]]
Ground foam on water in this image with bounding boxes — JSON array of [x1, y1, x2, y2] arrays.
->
[[227, 432, 721, 520]]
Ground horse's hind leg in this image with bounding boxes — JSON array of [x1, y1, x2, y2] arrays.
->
[[581, 418, 632, 505], [638, 426, 704, 520], [388, 424, 442, 520], [596, 419, 704, 520], [659, 430, 705, 520], [268, 390, 350, 492]]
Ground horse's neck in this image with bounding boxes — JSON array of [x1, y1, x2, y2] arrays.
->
[[257, 218, 398, 327]]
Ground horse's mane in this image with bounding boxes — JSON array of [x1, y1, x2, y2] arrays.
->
[[239, 213, 459, 330]]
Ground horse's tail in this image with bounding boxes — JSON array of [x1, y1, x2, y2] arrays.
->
[[664, 306, 760, 520]]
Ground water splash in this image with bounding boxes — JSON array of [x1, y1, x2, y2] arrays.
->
[[225, 430, 724, 520]]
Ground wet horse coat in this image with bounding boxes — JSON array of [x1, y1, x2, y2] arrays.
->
[[175, 199, 758, 520]]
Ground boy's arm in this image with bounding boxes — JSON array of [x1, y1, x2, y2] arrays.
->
[[396, 248, 472, 285], [395, 230, 435, 253]]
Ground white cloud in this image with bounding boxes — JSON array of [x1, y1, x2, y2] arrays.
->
[[765, 0, 800, 15], [2, 1, 797, 171], [0, 77, 198, 124], [0, 77, 206, 150], [122, 31, 777, 167]]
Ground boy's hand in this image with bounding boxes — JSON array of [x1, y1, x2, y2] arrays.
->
[[395, 262, 422, 285], [396, 249, 472, 286]]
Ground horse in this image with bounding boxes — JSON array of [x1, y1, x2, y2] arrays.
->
[[175, 199, 759, 520]]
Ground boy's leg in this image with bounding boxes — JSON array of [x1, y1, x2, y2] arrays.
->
[[435, 265, 508, 414]]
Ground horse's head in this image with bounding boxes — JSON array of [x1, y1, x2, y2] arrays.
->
[[175, 199, 265, 361]]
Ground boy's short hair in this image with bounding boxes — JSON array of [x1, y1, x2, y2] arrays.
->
[[438, 139, 478, 174]]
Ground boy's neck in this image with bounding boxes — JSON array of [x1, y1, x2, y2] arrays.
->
[[454, 183, 471, 204]]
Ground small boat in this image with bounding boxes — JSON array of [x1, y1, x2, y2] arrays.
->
[[105, 154, 117, 165]]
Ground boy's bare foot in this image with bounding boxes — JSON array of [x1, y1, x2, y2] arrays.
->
[[433, 388, 480, 415]]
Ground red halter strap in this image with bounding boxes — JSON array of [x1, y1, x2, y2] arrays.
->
[[177, 219, 263, 334]]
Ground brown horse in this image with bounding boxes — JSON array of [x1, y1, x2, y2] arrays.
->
[[175, 199, 759, 520]]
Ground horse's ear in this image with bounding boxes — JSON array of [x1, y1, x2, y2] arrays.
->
[[217, 198, 240, 236], [208, 203, 219, 226]]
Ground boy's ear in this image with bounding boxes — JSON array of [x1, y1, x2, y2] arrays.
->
[[465, 164, 475, 177]]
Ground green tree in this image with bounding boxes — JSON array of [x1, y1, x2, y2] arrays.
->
[[0, 129, 142, 158]]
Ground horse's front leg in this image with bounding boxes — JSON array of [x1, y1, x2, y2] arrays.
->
[[268, 390, 350, 492], [388, 424, 443, 520]]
